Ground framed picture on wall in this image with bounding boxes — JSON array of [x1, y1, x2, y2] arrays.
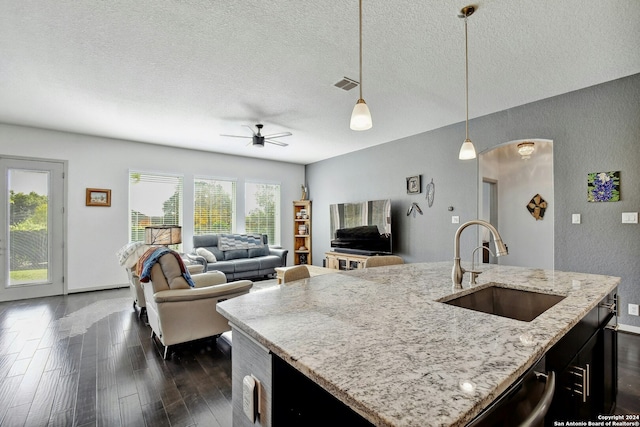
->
[[587, 171, 620, 202], [86, 188, 111, 206], [406, 175, 421, 194]]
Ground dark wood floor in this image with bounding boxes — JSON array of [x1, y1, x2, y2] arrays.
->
[[0, 288, 232, 427], [0, 288, 638, 426]]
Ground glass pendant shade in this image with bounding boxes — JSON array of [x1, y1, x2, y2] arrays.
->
[[350, 99, 372, 131], [459, 138, 477, 160]]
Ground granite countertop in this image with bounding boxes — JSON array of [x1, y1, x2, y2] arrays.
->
[[217, 262, 620, 427]]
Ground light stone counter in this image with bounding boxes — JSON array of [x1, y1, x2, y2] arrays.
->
[[217, 262, 620, 426]]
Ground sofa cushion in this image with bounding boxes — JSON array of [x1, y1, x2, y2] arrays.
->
[[193, 234, 218, 248], [258, 255, 283, 270], [207, 260, 235, 274], [232, 258, 260, 272], [248, 245, 269, 258], [196, 247, 217, 263], [224, 249, 249, 260]]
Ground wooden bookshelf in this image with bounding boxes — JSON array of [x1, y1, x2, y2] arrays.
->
[[293, 200, 311, 265]]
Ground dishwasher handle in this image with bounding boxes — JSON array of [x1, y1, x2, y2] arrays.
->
[[519, 371, 556, 427]]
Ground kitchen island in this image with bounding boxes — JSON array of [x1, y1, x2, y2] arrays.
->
[[216, 262, 619, 426]]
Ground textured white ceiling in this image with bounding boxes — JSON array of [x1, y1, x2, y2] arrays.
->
[[1, 1, 639, 164]]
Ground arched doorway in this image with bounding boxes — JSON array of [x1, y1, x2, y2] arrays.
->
[[478, 139, 553, 269]]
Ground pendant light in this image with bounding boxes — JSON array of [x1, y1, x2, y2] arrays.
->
[[458, 5, 476, 160], [350, 0, 372, 131]]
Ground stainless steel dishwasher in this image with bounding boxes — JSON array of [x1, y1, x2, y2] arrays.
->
[[466, 356, 555, 427]]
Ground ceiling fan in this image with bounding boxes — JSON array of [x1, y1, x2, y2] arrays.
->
[[220, 124, 292, 147]]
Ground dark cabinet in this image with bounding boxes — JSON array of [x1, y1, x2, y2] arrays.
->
[[546, 290, 617, 424]]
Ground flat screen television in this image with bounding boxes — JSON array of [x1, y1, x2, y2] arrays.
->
[[329, 199, 392, 255]]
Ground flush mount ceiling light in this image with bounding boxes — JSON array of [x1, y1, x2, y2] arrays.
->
[[517, 141, 535, 159], [350, 0, 372, 131], [458, 5, 476, 160]]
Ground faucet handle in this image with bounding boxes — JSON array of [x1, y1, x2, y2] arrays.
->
[[469, 270, 482, 285]]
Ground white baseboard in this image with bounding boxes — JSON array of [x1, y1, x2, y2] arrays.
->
[[67, 283, 128, 294], [618, 323, 640, 335]]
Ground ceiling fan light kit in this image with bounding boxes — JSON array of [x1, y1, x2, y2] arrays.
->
[[458, 5, 477, 160], [350, 0, 372, 131]]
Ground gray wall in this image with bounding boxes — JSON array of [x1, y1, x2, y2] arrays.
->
[[306, 73, 640, 328]]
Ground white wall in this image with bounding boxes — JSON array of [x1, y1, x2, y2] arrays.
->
[[0, 123, 305, 292]]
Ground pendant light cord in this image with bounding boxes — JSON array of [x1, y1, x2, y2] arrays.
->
[[464, 15, 469, 141], [359, 0, 363, 100]]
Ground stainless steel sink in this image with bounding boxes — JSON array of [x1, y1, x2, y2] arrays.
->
[[440, 284, 565, 322]]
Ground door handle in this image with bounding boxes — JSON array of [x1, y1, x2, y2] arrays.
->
[[567, 365, 588, 403], [520, 371, 556, 427]]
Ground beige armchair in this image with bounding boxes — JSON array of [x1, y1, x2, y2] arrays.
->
[[127, 263, 204, 319], [127, 267, 146, 317], [363, 255, 404, 268], [142, 252, 252, 359]]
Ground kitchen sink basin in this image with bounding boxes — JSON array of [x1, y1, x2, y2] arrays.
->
[[440, 284, 565, 322]]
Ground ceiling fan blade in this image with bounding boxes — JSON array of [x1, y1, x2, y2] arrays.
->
[[265, 139, 289, 147], [263, 132, 292, 139], [243, 124, 257, 135], [220, 134, 252, 139]]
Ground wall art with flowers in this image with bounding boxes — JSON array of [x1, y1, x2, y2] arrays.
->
[[587, 171, 620, 202]]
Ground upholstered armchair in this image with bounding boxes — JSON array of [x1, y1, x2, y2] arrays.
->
[[281, 265, 311, 283], [126, 258, 204, 319], [126, 267, 146, 317], [142, 252, 253, 359]]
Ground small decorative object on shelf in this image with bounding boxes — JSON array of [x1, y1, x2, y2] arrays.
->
[[301, 185, 308, 200], [293, 200, 312, 265]]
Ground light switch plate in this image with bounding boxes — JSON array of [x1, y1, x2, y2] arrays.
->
[[622, 212, 638, 224], [572, 214, 581, 224], [629, 303, 639, 316], [452, 216, 460, 224]]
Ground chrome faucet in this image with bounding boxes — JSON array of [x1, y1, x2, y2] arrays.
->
[[452, 220, 508, 289]]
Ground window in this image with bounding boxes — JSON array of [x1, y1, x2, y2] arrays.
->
[[129, 172, 183, 243], [194, 177, 236, 235], [245, 182, 280, 245]]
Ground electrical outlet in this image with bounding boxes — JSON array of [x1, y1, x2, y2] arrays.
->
[[572, 214, 581, 224], [452, 216, 460, 224], [629, 303, 639, 316]]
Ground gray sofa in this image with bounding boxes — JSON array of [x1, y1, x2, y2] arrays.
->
[[190, 233, 288, 281]]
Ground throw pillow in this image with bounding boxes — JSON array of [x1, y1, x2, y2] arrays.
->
[[196, 247, 217, 263]]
